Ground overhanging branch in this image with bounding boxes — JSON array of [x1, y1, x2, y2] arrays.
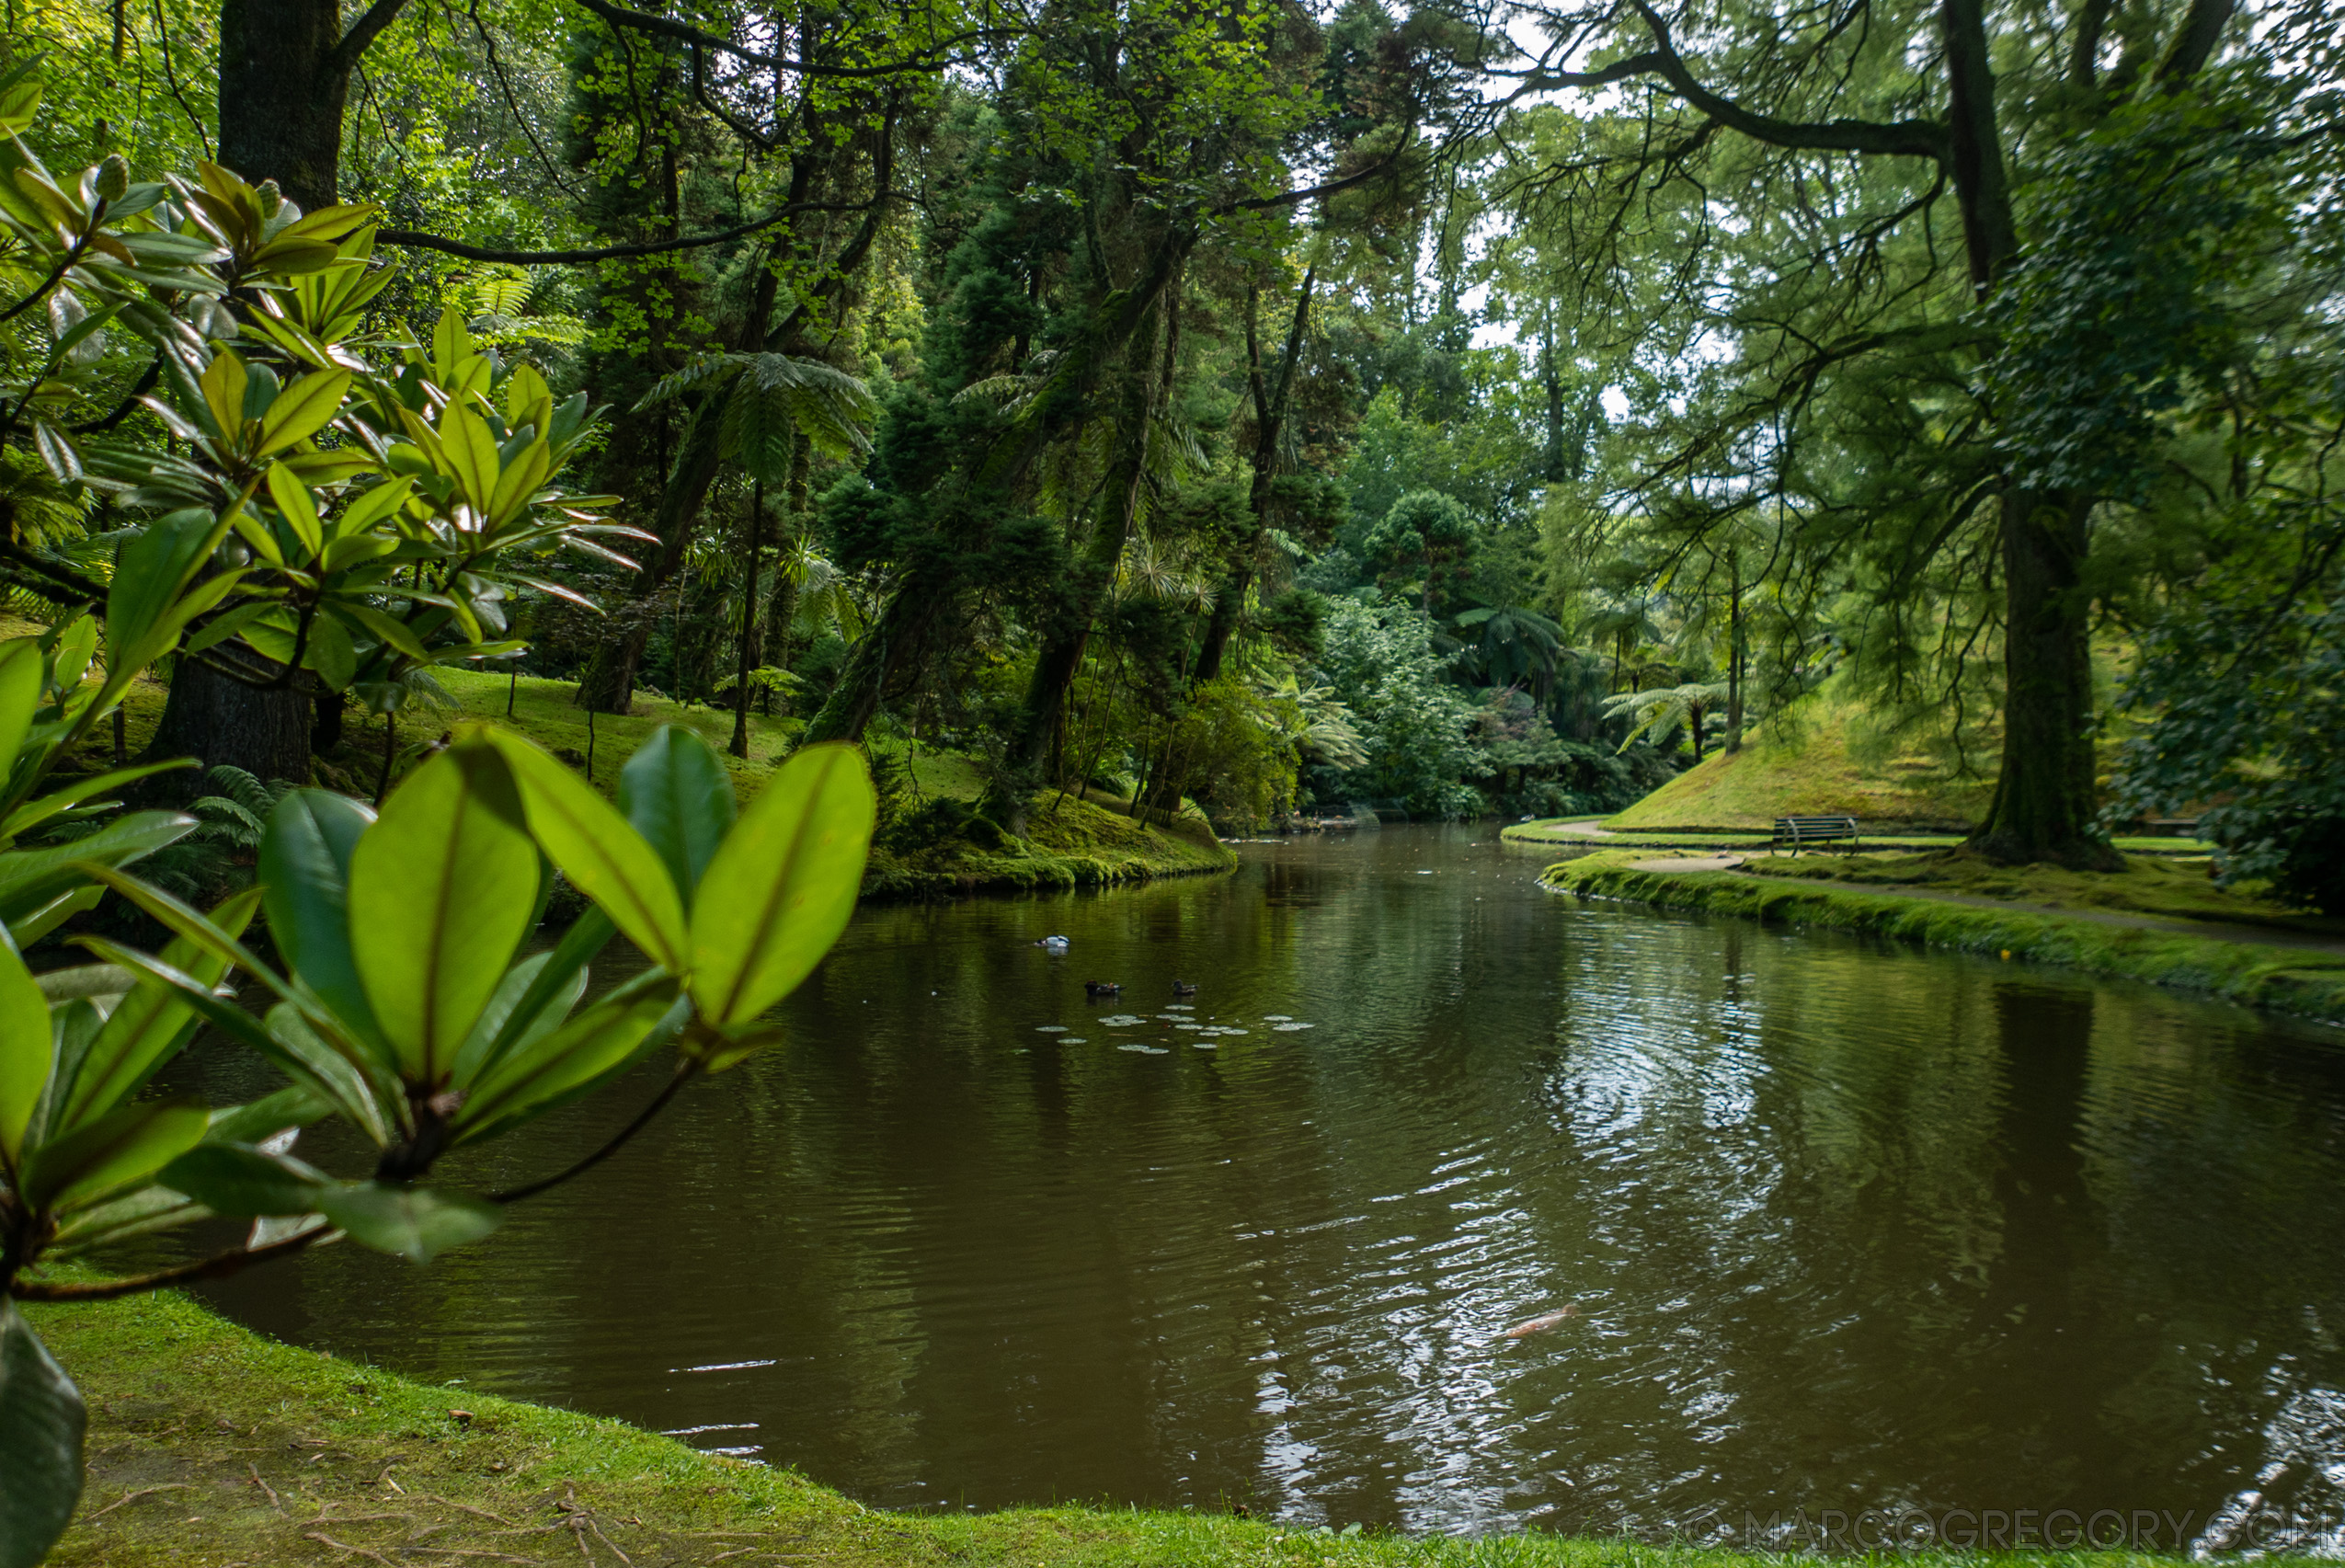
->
[[568, 0, 992, 78], [1526, 3, 1949, 164], [377, 195, 899, 264]]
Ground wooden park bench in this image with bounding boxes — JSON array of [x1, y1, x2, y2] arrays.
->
[[1771, 815, 1861, 854]]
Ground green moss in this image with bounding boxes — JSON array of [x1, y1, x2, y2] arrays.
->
[[1542, 853, 2345, 1025], [25, 1287, 2178, 1568], [1499, 821, 2213, 857], [1748, 851, 2343, 935], [864, 787, 1234, 898]]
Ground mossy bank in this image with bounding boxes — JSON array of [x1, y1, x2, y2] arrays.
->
[[30, 1286, 2179, 1568], [40, 646, 1234, 904], [1542, 852, 2345, 1026]]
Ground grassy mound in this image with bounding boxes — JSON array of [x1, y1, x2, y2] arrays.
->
[[1544, 852, 2345, 1025], [1604, 709, 1995, 832], [27, 1286, 2169, 1568]]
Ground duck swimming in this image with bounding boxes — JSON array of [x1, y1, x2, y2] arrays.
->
[[1034, 935, 1070, 951], [1084, 980, 1121, 996], [1172, 979, 1199, 996]]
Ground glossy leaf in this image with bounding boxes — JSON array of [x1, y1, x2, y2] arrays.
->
[[619, 727, 737, 909], [20, 1097, 208, 1212], [687, 743, 875, 1029], [458, 908, 614, 1087], [0, 813, 196, 927], [0, 1302, 85, 1568], [60, 887, 263, 1133], [348, 747, 536, 1084], [159, 1141, 327, 1217], [255, 368, 351, 456], [317, 1181, 500, 1263], [0, 640, 40, 789], [483, 732, 687, 971], [454, 972, 682, 1146], [0, 940, 52, 1173]]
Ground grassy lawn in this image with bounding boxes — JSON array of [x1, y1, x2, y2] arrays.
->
[[27, 1287, 2180, 1568], [1603, 709, 1996, 832]]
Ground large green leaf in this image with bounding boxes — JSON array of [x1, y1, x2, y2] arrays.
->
[[0, 759, 199, 841], [0, 812, 196, 925], [687, 743, 875, 1030], [0, 941, 52, 1173], [0, 1302, 85, 1568], [20, 1097, 208, 1213], [58, 887, 261, 1133], [316, 1181, 500, 1263], [348, 747, 536, 1084], [257, 790, 382, 1044], [103, 508, 221, 673], [453, 972, 682, 1147], [483, 732, 687, 971], [455, 908, 614, 1087], [619, 726, 737, 910], [0, 639, 42, 798], [159, 1141, 327, 1217], [205, 1082, 334, 1145]]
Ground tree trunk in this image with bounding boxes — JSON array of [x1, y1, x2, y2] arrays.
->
[[1724, 546, 1744, 754], [1196, 268, 1312, 684], [1939, 0, 2109, 864], [147, 657, 314, 787], [1007, 295, 1166, 778], [147, 0, 399, 781], [574, 405, 726, 714], [1972, 492, 2119, 866], [730, 483, 764, 759], [216, 0, 357, 209]]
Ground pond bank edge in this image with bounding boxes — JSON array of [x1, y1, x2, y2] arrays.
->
[[1542, 853, 2345, 1027], [27, 1286, 2184, 1568]]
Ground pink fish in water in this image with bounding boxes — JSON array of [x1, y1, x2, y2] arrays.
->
[[1503, 1305, 1579, 1338]]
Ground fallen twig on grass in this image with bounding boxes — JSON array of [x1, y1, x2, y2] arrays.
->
[[248, 1460, 283, 1511], [304, 1529, 401, 1567], [83, 1483, 197, 1521]]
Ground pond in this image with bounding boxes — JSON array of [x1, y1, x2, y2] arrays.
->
[[162, 825, 2345, 1548]]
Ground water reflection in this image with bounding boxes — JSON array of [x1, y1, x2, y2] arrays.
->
[[151, 827, 2345, 1542]]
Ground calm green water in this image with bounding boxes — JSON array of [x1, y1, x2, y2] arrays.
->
[[162, 827, 2345, 1546]]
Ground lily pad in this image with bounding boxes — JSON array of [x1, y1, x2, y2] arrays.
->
[[1098, 1014, 1144, 1026], [1264, 1014, 1293, 1022], [1035, 1025, 1070, 1033], [1272, 1022, 1315, 1032]]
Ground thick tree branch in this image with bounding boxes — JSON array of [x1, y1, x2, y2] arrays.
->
[[323, 0, 415, 78], [1212, 146, 1418, 214], [2154, 0, 2236, 86], [377, 195, 896, 263], [1531, 4, 1949, 163], [567, 0, 988, 79], [2068, 0, 2113, 90], [69, 352, 165, 433]]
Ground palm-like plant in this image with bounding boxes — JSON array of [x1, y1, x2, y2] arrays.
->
[[1604, 680, 1732, 761], [637, 351, 879, 481], [1452, 603, 1564, 696]]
